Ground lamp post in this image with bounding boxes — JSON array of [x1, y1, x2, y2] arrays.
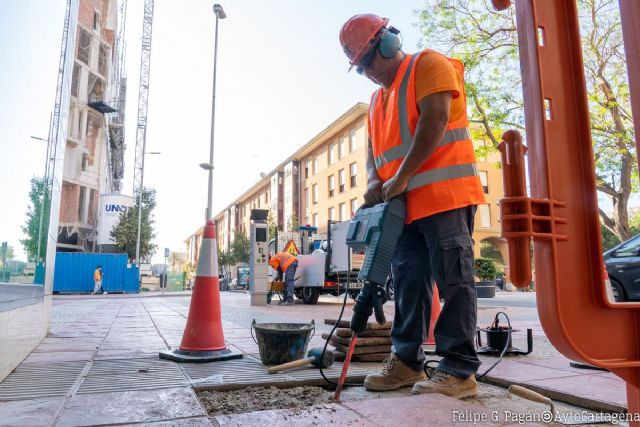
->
[[31, 114, 53, 263], [135, 151, 162, 265], [204, 3, 226, 220]]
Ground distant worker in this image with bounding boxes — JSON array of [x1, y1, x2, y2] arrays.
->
[[92, 265, 107, 295], [339, 14, 485, 398], [269, 252, 298, 306]]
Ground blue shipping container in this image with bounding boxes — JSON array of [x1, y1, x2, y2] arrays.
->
[[53, 253, 139, 293]]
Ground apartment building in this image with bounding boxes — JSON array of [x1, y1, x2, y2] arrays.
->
[[58, 0, 122, 252], [185, 102, 508, 274]]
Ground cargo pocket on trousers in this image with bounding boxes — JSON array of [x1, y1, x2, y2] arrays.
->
[[438, 235, 474, 285]]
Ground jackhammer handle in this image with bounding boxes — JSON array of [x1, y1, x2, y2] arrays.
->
[[267, 356, 314, 374], [509, 385, 554, 411]]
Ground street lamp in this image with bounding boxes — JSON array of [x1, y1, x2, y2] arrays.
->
[[31, 115, 52, 264], [134, 151, 162, 265], [205, 3, 226, 220]]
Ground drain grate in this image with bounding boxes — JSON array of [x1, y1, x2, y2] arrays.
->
[[0, 361, 87, 401], [182, 358, 372, 391], [77, 358, 188, 394]]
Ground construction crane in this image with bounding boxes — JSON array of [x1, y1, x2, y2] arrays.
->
[[133, 0, 154, 265]]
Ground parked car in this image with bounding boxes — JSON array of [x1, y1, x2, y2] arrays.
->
[[603, 234, 640, 302]]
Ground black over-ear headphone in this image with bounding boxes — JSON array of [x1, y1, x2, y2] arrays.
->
[[378, 26, 402, 58]]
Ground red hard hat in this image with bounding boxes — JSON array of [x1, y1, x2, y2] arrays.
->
[[339, 14, 389, 66]]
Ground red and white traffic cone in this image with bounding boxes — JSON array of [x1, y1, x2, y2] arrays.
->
[[159, 219, 242, 362], [423, 286, 442, 353]]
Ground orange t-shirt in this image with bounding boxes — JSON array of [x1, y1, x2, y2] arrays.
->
[[382, 51, 465, 122]]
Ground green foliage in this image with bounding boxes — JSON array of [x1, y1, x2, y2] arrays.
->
[[110, 187, 157, 262], [217, 248, 233, 275], [20, 176, 50, 261], [416, 0, 636, 242], [231, 229, 249, 264], [286, 213, 299, 232], [474, 257, 500, 281], [480, 240, 504, 266], [267, 211, 278, 240], [601, 223, 621, 251]]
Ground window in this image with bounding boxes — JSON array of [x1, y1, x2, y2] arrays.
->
[[98, 43, 109, 77], [78, 29, 91, 65], [350, 198, 358, 217], [93, 11, 101, 32], [312, 184, 318, 204], [87, 73, 105, 102], [479, 204, 491, 228], [349, 128, 358, 152], [338, 169, 345, 193], [339, 135, 346, 159], [88, 189, 97, 225], [479, 170, 489, 194], [81, 153, 88, 171], [265, 192, 268, 203], [305, 216, 309, 225], [304, 187, 309, 207], [305, 160, 310, 179], [328, 175, 335, 197], [612, 236, 640, 258], [78, 186, 86, 222], [339, 203, 346, 221], [313, 213, 318, 228], [71, 64, 80, 98], [313, 156, 318, 175], [328, 207, 335, 221], [257, 198, 260, 208], [328, 143, 335, 165], [349, 163, 358, 187]]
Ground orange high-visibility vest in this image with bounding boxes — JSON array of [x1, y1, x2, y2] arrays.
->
[[368, 50, 485, 223], [269, 252, 297, 272]]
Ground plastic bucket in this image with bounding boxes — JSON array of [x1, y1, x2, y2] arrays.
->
[[251, 320, 315, 365]]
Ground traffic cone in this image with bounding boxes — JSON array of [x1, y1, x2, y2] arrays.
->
[[424, 286, 442, 346], [159, 219, 242, 362]]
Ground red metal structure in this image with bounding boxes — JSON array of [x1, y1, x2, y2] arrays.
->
[[493, 0, 640, 421]]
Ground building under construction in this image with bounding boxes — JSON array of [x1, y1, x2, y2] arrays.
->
[[57, 0, 127, 252]]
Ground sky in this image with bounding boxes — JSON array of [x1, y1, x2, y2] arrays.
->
[[0, 0, 428, 263]]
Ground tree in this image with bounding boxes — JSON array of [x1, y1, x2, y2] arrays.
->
[[286, 213, 299, 232], [21, 176, 51, 261], [231, 229, 249, 264], [417, 0, 636, 242], [267, 211, 277, 241], [169, 251, 185, 272], [217, 248, 233, 277], [110, 187, 157, 261]]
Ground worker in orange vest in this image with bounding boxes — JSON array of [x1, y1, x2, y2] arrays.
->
[[339, 14, 486, 399], [269, 251, 299, 306]]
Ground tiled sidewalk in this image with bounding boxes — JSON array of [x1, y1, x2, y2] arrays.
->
[[0, 292, 628, 426]]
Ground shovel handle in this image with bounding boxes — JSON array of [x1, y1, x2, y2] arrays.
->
[[267, 356, 314, 374], [509, 385, 554, 410]]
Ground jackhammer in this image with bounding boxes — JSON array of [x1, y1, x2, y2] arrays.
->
[[333, 197, 406, 400]]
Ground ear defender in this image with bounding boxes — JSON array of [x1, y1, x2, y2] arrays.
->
[[378, 26, 402, 58]]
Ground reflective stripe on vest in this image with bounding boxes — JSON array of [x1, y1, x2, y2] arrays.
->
[[406, 163, 479, 192], [369, 90, 380, 125], [374, 127, 472, 168]]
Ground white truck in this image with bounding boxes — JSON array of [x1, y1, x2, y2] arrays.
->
[[269, 221, 364, 304]]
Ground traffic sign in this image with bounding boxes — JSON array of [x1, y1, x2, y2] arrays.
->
[[164, 247, 170, 258]]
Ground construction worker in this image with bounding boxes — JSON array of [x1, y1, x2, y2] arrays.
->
[[269, 251, 298, 306], [339, 14, 486, 398]]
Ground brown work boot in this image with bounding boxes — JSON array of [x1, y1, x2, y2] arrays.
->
[[363, 354, 426, 391], [412, 369, 477, 399]]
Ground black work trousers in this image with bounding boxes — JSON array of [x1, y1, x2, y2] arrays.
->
[[390, 205, 480, 379]]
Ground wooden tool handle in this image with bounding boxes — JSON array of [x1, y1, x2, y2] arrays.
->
[[267, 356, 314, 374], [509, 385, 552, 406]]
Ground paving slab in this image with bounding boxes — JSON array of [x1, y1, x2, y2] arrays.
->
[[0, 397, 64, 427], [119, 417, 213, 426], [55, 387, 206, 427]]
